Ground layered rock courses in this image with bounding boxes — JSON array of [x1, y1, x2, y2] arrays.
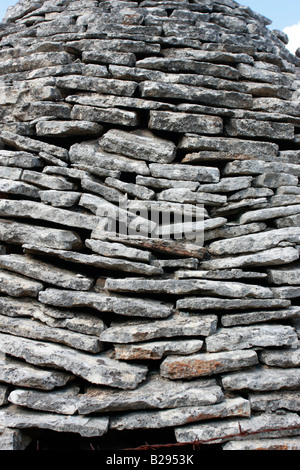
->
[[0, 0, 299, 451]]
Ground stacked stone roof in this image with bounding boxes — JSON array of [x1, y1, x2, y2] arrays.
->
[[0, 0, 300, 451]]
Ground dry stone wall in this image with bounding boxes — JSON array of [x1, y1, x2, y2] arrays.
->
[[0, 0, 300, 451]]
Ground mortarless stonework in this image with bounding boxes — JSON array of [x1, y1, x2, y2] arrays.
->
[[0, 0, 299, 451]]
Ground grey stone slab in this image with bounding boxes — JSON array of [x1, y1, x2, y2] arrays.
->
[[39, 288, 173, 319], [78, 374, 221, 414], [152, 258, 198, 270], [56, 75, 138, 96], [223, 438, 300, 451], [175, 269, 267, 281], [0, 355, 72, 391], [0, 315, 102, 353], [175, 413, 300, 445], [200, 247, 299, 270], [0, 269, 43, 298], [81, 176, 123, 203], [271, 286, 300, 299], [149, 163, 220, 183], [0, 405, 109, 438], [208, 228, 300, 256], [8, 386, 80, 415], [71, 105, 138, 126], [224, 160, 300, 177], [253, 172, 298, 188], [221, 307, 300, 327], [148, 111, 223, 134], [177, 297, 290, 311], [114, 339, 204, 361], [105, 177, 156, 200], [0, 131, 68, 160], [249, 391, 300, 412], [0, 333, 148, 389], [199, 177, 252, 193], [39, 190, 81, 208], [205, 222, 267, 242], [270, 195, 300, 207], [23, 244, 162, 276], [99, 129, 176, 164], [36, 120, 103, 137], [0, 178, 40, 198], [157, 188, 226, 206], [267, 265, 300, 285], [228, 187, 274, 201], [222, 366, 300, 391], [135, 175, 199, 191], [0, 219, 81, 250], [85, 239, 152, 263], [0, 199, 100, 230], [104, 278, 273, 299], [226, 118, 294, 140], [0, 385, 8, 406], [82, 50, 136, 66], [110, 398, 250, 430], [206, 325, 298, 353], [161, 350, 258, 379], [21, 170, 75, 190], [0, 166, 22, 180], [0, 254, 93, 291], [276, 214, 300, 229], [100, 314, 218, 344], [260, 348, 300, 368], [0, 150, 43, 168], [0, 427, 31, 451]]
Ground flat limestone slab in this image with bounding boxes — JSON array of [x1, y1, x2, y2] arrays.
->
[[267, 265, 300, 285], [0, 355, 72, 390], [114, 339, 204, 360], [160, 350, 258, 379], [0, 405, 109, 438], [177, 297, 290, 311], [0, 427, 31, 451], [110, 398, 250, 430], [39, 288, 173, 319], [223, 438, 300, 451], [249, 391, 300, 412], [78, 375, 222, 414], [221, 306, 300, 327], [100, 314, 217, 344], [222, 366, 300, 391], [0, 269, 43, 298], [175, 413, 300, 444], [0, 254, 93, 291], [205, 325, 298, 352], [260, 348, 300, 367], [0, 333, 148, 389]]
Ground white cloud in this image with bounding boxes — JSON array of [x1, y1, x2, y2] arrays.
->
[[283, 21, 300, 54]]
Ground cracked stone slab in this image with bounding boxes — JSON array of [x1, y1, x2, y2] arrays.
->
[[0, 406, 109, 438], [0, 269, 44, 298], [78, 375, 221, 414], [99, 128, 177, 163], [208, 227, 300, 256], [114, 339, 204, 361], [8, 386, 81, 415], [105, 176, 156, 200], [249, 391, 300, 412], [0, 219, 81, 250], [71, 105, 138, 126], [175, 413, 300, 445], [100, 314, 218, 344], [36, 120, 103, 137], [110, 397, 250, 430], [39, 288, 173, 319], [148, 110, 223, 134], [260, 348, 300, 368], [149, 162, 220, 183], [222, 366, 300, 391], [85, 239, 152, 263], [0, 354, 72, 390], [0, 131, 68, 160], [0, 150, 43, 168], [206, 325, 298, 352], [0, 254, 93, 291], [223, 438, 300, 451], [0, 333, 148, 389], [201, 247, 299, 270], [160, 350, 258, 379], [104, 278, 273, 299], [22, 244, 162, 276], [38, 190, 82, 208], [177, 297, 290, 311], [221, 306, 300, 327], [21, 170, 75, 190], [0, 315, 103, 353]]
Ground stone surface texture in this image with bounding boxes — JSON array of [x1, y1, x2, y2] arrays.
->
[[0, 0, 299, 451]]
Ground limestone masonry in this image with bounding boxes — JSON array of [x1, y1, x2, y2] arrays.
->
[[0, 0, 299, 451]]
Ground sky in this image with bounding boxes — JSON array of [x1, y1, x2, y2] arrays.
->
[[0, 0, 299, 53]]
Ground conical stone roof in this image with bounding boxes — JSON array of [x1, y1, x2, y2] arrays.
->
[[0, 0, 300, 451]]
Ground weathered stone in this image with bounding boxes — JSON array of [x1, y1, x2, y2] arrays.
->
[[157, 188, 226, 205], [86, 239, 152, 263], [0, 178, 40, 198], [0, 355, 72, 391], [228, 187, 274, 201], [0, 406, 109, 438], [206, 325, 298, 353], [222, 367, 300, 391], [208, 228, 300, 256], [201, 247, 299, 270], [71, 105, 138, 126], [267, 265, 300, 285], [105, 278, 273, 299], [226, 118, 294, 140], [56, 75, 138, 96], [177, 297, 290, 311], [0, 333, 148, 389], [0, 315, 102, 353], [39, 190, 81, 208], [99, 129, 176, 163], [224, 160, 300, 177], [205, 222, 267, 242], [161, 350, 258, 379], [148, 110, 223, 134], [260, 348, 300, 368], [0, 385, 8, 406], [0, 254, 93, 291], [276, 214, 300, 229], [223, 438, 300, 451], [110, 398, 250, 430], [100, 314, 218, 344], [135, 175, 199, 191], [0, 131, 68, 160], [0, 269, 43, 298], [114, 339, 204, 361], [199, 177, 252, 193], [8, 386, 80, 415], [249, 391, 300, 412], [82, 50, 136, 66], [222, 307, 300, 327], [175, 269, 267, 281], [0, 427, 31, 451], [36, 120, 103, 137], [0, 219, 81, 250], [39, 288, 173, 319], [271, 286, 300, 299], [81, 176, 123, 203], [149, 163, 220, 183], [78, 375, 221, 414], [21, 170, 75, 190], [253, 172, 298, 188], [0, 150, 43, 168], [105, 177, 156, 200]]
